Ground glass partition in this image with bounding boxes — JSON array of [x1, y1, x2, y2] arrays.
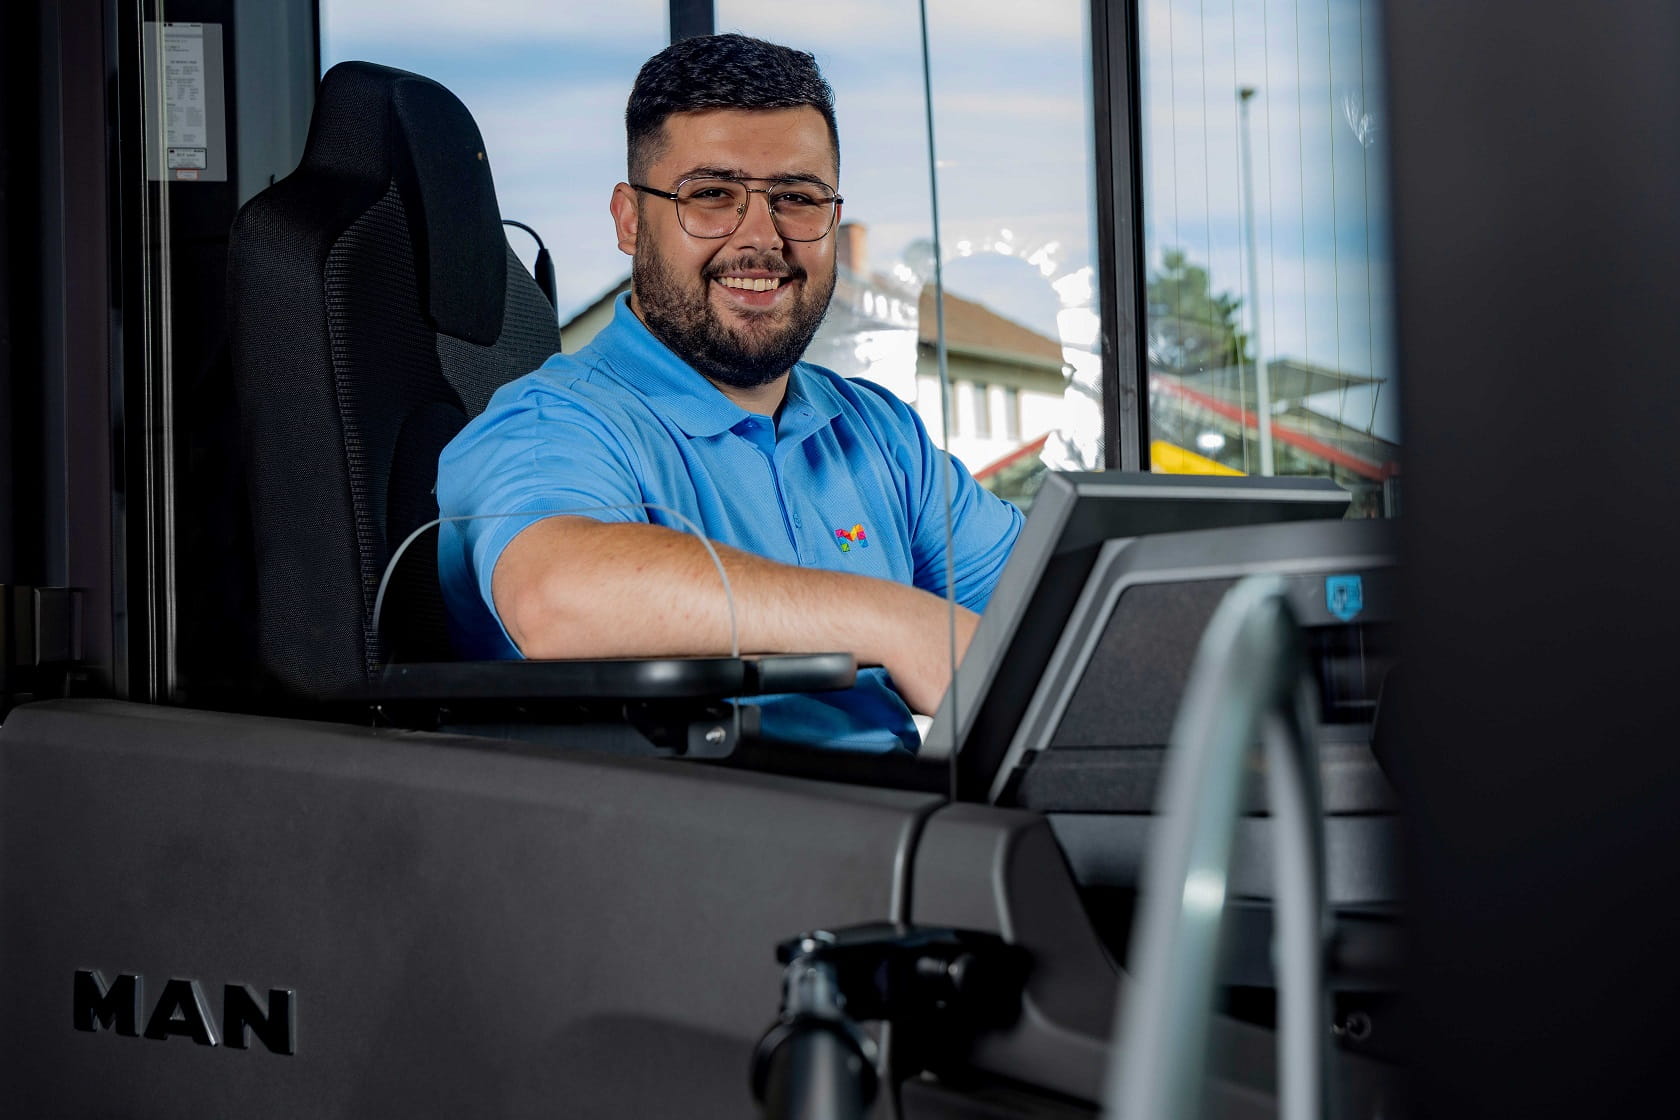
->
[[718, 0, 1098, 514], [919, 0, 1099, 510], [1138, 0, 1398, 516], [714, 0, 936, 430]]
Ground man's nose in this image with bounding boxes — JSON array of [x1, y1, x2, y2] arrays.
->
[[732, 188, 784, 250]]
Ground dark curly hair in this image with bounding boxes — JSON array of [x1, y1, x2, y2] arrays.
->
[[625, 33, 839, 181]]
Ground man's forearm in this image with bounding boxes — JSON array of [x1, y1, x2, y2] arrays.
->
[[492, 516, 952, 667]]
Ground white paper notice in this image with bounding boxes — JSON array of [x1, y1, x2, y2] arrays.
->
[[163, 24, 207, 170], [141, 21, 226, 181]]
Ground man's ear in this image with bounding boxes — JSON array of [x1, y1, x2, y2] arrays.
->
[[610, 183, 639, 257]]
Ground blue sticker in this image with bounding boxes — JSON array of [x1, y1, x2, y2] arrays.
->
[[1326, 574, 1364, 622]]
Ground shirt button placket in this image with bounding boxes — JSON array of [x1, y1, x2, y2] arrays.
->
[[781, 471, 806, 562], [765, 448, 803, 563], [788, 497, 806, 562]]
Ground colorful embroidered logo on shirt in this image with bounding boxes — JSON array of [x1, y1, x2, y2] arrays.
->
[[834, 524, 870, 553]]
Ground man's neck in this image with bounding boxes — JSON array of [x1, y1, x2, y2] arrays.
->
[[626, 291, 792, 416], [708, 374, 789, 417]]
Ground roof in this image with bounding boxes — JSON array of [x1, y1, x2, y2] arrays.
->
[[1178, 356, 1379, 405], [917, 287, 1065, 366], [560, 276, 631, 333]]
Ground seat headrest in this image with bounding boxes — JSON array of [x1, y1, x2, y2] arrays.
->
[[301, 61, 507, 346]]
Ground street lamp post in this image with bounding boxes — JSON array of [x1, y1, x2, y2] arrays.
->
[[1238, 86, 1274, 476]]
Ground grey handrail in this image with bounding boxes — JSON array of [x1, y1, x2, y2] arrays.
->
[[1105, 574, 1330, 1120]]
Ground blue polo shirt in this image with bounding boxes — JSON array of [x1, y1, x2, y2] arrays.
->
[[436, 293, 1023, 753]]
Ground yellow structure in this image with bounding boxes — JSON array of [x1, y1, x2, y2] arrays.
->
[[1149, 439, 1246, 476]]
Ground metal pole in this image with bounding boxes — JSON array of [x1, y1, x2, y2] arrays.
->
[[1105, 574, 1328, 1120], [1239, 87, 1274, 475]]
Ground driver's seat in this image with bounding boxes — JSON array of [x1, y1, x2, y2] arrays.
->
[[228, 61, 559, 704]]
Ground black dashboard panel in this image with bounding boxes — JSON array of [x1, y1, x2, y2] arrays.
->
[[0, 700, 935, 1118]]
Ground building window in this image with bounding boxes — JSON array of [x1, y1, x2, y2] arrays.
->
[[972, 382, 993, 439]]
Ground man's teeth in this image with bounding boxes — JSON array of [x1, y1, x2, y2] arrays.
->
[[718, 276, 782, 292]]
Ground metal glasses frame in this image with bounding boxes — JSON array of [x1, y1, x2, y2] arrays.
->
[[629, 177, 845, 242]]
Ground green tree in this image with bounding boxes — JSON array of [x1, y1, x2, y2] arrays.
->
[[1146, 248, 1249, 374]]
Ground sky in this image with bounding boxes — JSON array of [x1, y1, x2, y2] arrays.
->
[[320, 0, 1397, 446]]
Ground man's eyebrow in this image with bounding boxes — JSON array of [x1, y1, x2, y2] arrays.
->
[[675, 165, 836, 187], [774, 172, 836, 188], [674, 165, 745, 180]]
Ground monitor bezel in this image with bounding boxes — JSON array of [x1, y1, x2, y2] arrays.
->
[[920, 470, 1353, 800]]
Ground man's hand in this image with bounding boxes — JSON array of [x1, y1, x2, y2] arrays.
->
[[868, 591, 979, 716]]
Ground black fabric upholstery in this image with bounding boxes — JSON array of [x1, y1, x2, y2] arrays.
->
[[436, 248, 568, 416], [229, 61, 559, 701], [390, 76, 509, 345]]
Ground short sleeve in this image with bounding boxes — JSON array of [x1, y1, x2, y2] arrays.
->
[[841, 381, 1024, 612], [435, 372, 650, 656], [908, 439, 1025, 612]]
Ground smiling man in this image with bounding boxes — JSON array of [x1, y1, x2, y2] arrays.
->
[[437, 34, 1023, 752]]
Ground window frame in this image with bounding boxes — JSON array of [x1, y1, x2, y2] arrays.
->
[[1089, 0, 1150, 470]]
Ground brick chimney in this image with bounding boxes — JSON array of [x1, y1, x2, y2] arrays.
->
[[836, 222, 867, 276]]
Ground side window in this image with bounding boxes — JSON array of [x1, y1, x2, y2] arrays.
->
[[319, 3, 668, 337], [1138, 0, 1398, 515]]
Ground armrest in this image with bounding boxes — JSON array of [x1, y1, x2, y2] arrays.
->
[[743, 653, 857, 695], [361, 652, 856, 705], [335, 655, 857, 761]]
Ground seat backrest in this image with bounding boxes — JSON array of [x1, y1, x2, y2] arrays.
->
[[229, 61, 559, 702]]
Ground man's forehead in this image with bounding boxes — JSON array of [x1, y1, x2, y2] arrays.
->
[[648, 106, 838, 180]]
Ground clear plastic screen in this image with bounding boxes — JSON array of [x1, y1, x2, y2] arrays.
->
[[719, 0, 1100, 776], [374, 503, 745, 663], [374, 502, 751, 752]]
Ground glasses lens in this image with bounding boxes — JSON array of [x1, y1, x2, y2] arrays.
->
[[673, 178, 837, 241], [675, 179, 748, 237], [766, 182, 837, 241]]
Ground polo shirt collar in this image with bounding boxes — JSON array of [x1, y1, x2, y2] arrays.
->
[[778, 365, 844, 443], [597, 292, 844, 441], [597, 294, 743, 438]]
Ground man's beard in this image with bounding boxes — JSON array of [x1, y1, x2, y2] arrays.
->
[[632, 236, 836, 391]]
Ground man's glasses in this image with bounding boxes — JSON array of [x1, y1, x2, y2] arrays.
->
[[630, 176, 844, 243]]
